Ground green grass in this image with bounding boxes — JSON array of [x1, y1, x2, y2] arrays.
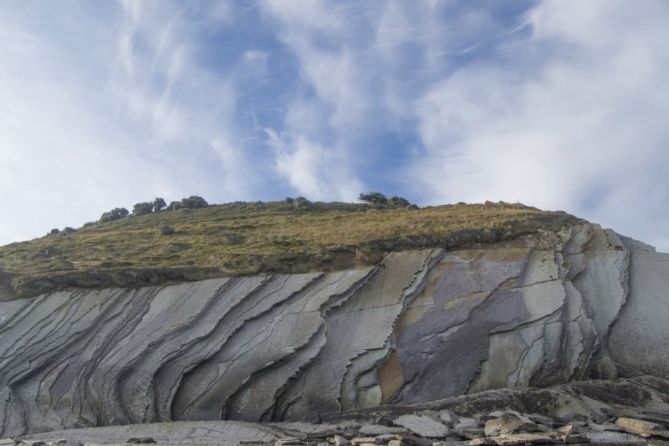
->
[[0, 200, 582, 299]]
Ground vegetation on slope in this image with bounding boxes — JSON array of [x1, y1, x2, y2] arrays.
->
[[0, 200, 582, 299]]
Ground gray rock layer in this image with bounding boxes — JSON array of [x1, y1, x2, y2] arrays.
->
[[0, 224, 667, 437]]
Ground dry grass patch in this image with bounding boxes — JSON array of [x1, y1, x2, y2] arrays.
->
[[0, 201, 582, 299]]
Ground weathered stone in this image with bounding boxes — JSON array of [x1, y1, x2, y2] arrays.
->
[[439, 411, 457, 426], [484, 413, 524, 437], [275, 439, 305, 446], [454, 429, 485, 441], [615, 417, 669, 438], [556, 423, 586, 436], [586, 422, 622, 433], [334, 435, 351, 446], [375, 417, 396, 427], [491, 433, 554, 445], [0, 440, 13, 446], [453, 418, 484, 441], [126, 437, 156, 444], [395, 433, 433, 446], [468, 438, 495, 446], [585, 431, 646, 443], [351, 437, 377, 445], [453, 419, 478, 430], [526, 415, 558, 428], [359, 425, 404, 436], [387, 440, 404, 446], [18, 421, 281, 445], [373, 434, 398, 444], [561, 434, 589, 444], [394, 415, 449, 438]]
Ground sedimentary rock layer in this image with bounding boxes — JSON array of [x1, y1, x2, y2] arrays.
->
[[0, 223, 667, 437], [18, 376, 669, 445]]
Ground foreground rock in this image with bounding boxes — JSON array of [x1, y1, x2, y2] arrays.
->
[[11, 376, 669, 445], [615, 417, 669, 439], [1, 223, 669, 437]]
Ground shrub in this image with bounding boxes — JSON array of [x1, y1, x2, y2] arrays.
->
[[167, 201, 183, 211], [61, 227, 76, 234], [48, 228, 60, 236], [100, 207, 129, 222], [180, 196, 208, 209], [292, 196, 311, 210], [132, 202, 153, 216], [388, 196, 410, 207], [153, 197, 166, 212], [358, 192, 388, 205], [160, 224, 176, 236]]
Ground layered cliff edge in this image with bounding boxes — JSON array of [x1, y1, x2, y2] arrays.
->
[[1, 222, 668, 438], [0, 202, 580, 300]]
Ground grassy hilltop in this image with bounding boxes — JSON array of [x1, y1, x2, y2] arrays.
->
[[0, 200, 581, 299]]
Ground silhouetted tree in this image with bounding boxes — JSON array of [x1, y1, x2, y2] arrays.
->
[[180, 195, 208, 209], [167, 201, 183, 211], [358, 192, 388, 205], [388, 196, 410, 207], [132, 202, 153, 216], [153, 197, 166, 212], [100, 207, 129, 222]]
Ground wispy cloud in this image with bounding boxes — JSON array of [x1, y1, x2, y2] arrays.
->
[[2, 0, 669, 251], [411, 0, 669, 250], [0, 1, 252, 244], [266, 128, 363, 200]]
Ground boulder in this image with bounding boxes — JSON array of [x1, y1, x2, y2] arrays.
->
[[393, 415, 449, 438], [359, 425, 404, 436], [484, 413, 524, 437], [615, 417, 669, 438], [490, 433, 554, 445]]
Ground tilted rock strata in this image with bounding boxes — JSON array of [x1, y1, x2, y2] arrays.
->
[[0, 223, 667, 436], [16, 376, 669, 445]]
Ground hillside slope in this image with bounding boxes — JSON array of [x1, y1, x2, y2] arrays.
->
[[1, 222, 668, 437], [0, 201, 580, 299]]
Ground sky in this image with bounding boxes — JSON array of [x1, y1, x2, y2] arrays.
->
[[2, 1, 669, 251]]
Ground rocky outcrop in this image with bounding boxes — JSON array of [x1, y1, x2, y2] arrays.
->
[[0, 223, 667, 437], [15, 376, 669, 445]]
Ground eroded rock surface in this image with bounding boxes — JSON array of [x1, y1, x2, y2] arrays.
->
[[0, 223, 668, 437], [15, 376, 669, 445]]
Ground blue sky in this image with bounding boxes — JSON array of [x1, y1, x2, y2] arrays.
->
[[2, 1, 669, 251]]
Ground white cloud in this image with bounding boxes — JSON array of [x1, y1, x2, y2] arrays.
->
[[266, 129, 363, 201], [0, 1, 249, 245], [412, 0, 669, 250]]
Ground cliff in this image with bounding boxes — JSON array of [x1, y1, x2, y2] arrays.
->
[[1, 222, 667, 437], [0, 201, 579, 300]]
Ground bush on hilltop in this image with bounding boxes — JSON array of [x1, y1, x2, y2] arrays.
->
[[100, 207, 129, 223]]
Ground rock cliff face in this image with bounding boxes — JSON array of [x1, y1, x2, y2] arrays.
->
[[0, 223, 667, 437]]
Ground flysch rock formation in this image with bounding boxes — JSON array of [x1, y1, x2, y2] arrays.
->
[[0, 223, 668, 438], [16, 376, 669, 445]]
